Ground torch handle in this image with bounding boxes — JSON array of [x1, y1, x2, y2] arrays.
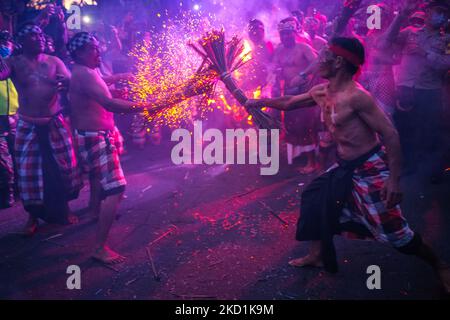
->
[[219, 73, 280, 130], [220, 74, 248, 106]]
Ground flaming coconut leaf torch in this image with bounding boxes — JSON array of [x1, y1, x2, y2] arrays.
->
[[189, 29, 280, 130]]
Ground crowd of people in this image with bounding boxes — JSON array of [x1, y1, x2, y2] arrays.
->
[[0, 0, 449, 291], [243, 0, 449, 178]]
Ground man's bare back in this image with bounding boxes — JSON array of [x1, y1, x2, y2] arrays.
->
[[8, 54, 69, 118], [69, 64, 115, 131], [310, 82, 381, 161]]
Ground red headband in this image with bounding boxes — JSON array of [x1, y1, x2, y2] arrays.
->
[[328, 44, 363, 67]]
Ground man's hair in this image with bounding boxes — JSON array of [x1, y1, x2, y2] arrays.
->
[[329, 37, 365, 75], [249, 19, 264, 29]]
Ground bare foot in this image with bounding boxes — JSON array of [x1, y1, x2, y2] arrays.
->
[[21, 217, 38, 237], [92, 246, 126, 265], [298, 165, 316, 175], [438, 266, 450, 294], [68, 214, 79, 224], [289, 255, 324, 268]]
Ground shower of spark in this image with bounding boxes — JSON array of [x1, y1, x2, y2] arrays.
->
[[128, 11, 207, 129], [128, 10, 261, 129]]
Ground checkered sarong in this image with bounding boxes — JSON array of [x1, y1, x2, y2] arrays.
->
[[14, 114, 82, 206], [0, 134, 14, 208], [340, 148, 415, 247], [74, 126, 126, 196], [297, 146, 415, 272]]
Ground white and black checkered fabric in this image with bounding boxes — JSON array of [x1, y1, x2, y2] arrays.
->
[[67, 32, 96, 54], [16, 25, 42, 39]]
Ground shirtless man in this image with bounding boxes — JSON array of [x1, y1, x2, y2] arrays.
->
[[272, 17, 319, 173], [304, 17, 327, 52], [246, 37, 450, 292], [0, 23, 82, 234], [67, 32, 179, 264], [0, 31, 18, 209], [245, 19, 273, 92]]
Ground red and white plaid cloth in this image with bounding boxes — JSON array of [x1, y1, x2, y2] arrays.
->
[[339, 148, 415, 247], [14, 114, 82, 206], [74, 126, 126, 195]]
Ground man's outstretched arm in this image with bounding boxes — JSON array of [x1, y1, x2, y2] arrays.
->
[[84, 71, 187, 115], [246, 84, 326, 111], [82, 71, 146, 113]]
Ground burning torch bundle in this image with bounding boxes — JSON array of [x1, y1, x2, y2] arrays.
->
[[188, 29, 280, 130]]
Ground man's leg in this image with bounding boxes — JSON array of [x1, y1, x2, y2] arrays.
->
[[287, 143, 294, 165], [92, 189, 125, 264], [0, 135, 14, 209], [289, 241, 323, 267], [300, 150, 316, 174], [393, 87, 418, 174], [22, 205, 42, 236], [88, 176, 102, 221], [396, 234, 450, 293], [23, 215, 39, 235]]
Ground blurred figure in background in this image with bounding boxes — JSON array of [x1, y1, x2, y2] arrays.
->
[[34, 4, 69, 62], [43, 33, 56, 55], [304, 16, 327, 52], [385, 1, 450, 178], [246, 19, 274, 93], [0, 30, 18, 209], [272, 17, 319, 173], [0, 23, 82, 234], [360, 3, 398, 118]]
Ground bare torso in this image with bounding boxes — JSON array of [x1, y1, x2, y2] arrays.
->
[[312, 82, 381, 160], [274, 43, 315, 87], [9, 54, 64, 117], [311, 36, 327, 52], [69, 64, 115, 131]]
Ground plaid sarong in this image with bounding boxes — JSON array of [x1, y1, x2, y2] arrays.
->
[[297, 145, 415, 272], [339, 149, 414, 246], [14, 114, 82, 206], [74, 126, 126, 197], [0, 134, 14, 208]]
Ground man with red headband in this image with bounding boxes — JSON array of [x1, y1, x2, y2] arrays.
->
[[383, 1, 449, 180], [246, 37, 450, 293]]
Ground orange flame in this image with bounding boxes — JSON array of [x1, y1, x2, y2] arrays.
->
[[240, 40, 252, 63]]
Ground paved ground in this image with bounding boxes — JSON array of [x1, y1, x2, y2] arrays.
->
[[0, 137, 449, 300]]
